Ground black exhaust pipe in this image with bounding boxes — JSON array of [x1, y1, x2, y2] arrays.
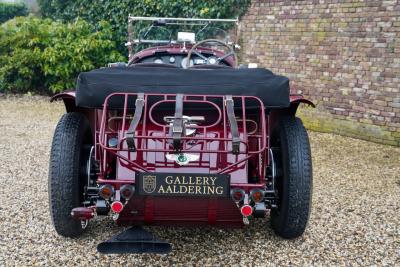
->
[[97, 226, 172, 254]]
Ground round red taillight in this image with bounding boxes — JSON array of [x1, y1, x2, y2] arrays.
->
[[230, 188, 245, 202], [240, 205, 253, 217], [250, 189, 265, 203], [111, 201, 124, 213], [120, 184, 135, 200], [99, 184, 115, 200]]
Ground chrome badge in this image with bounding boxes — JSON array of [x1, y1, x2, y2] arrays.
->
[[166, 153, 200, 166], [142, 175, 156, 193]]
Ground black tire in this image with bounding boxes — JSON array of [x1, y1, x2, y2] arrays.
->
[[49, 112, 92, 237], [270, 116, 312, 239]]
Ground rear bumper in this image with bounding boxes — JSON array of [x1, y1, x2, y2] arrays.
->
[[116, 196, 244, 228]]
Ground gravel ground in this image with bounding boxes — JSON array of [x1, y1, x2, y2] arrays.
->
[[0, 95, 399, 266]]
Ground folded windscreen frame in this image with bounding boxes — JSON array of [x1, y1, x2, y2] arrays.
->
[[75, 66, 290, 109]]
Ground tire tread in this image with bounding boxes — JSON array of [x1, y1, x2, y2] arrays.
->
[[48, 112, 88, 237], [271, 116, 313, 239]]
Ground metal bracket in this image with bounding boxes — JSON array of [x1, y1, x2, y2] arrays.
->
[[265, 148, 278, 209], [81, 220, 88, 229], [163, 115, 205, 124]]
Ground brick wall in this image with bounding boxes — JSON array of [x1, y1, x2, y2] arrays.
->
[[240, 0, 400, 146]]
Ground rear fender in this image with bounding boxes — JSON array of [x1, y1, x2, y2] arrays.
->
[[50, 91, 77, 112], [269, 95, 315, 131], [287, 95, 316, 114], [50, 91, 96, 140]]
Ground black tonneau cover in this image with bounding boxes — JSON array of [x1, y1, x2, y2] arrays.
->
[[75, 66, 290, 108]]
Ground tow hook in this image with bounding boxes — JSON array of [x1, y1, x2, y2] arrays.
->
[[81, 220, 88, 229]]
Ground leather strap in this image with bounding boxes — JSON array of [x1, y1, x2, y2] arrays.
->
[[172, 94, 184, 151], [144, 196, 154, 224], [225, 95, 240, 154], [125, 93, 144, 151]]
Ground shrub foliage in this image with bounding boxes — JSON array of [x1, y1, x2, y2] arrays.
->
[[0, 2, 28, 24], [38, 0, 250, 53], [0, 16, 124, 93]]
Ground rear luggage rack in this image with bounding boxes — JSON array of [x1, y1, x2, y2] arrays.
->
[[98, 93, 267, 176]]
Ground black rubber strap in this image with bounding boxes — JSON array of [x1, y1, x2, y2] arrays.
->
[[172, 94, 184, 151], [225, 95, 240, 154], [125, 93, 144, 151]]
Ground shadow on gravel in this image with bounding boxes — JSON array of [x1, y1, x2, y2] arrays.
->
[[71, 216, 299, 255]]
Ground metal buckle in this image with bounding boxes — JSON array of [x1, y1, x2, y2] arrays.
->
[[163, 115, 205, 124]]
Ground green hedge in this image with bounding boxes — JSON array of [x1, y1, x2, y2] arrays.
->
[[0, 2, 28, 24], [38, 0, 250, 53], [0, 16, 124, 93]]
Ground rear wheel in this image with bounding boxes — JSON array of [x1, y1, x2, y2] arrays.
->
[[48, 112, 92, 237], [270, 116, 312, 239]]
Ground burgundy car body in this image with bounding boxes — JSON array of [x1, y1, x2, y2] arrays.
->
[[51, 39, 314, 228]]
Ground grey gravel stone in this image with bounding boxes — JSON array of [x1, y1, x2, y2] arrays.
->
[[0, 95, 399, 266]]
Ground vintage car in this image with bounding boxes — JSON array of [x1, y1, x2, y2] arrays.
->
[[49, 17, 314, 253]]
